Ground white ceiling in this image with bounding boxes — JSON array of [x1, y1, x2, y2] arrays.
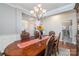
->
[[7, 3, 75, 17], [12, 3, 71, 11]]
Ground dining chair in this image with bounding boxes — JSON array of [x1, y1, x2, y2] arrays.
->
[[34, 31, 42, 39], [20, 30, 30, 42], [53, 32, 61, 55], [44, 34, 55, 56], [0, 51, 5, 56], [49, 31, 55, 36], [34, 31, 40, 39]]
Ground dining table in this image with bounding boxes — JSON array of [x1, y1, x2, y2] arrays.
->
[[4, 36, 49, 56]]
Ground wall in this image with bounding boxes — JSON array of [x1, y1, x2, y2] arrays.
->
[[0, 4, 21, 52], [0, 4, 17, 35], [44, 10, 77, 44], [43, 13, 63, 41]]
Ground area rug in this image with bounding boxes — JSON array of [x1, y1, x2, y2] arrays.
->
[[52, 48, 70, 56]]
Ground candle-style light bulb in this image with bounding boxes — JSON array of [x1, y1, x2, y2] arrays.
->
[[43, 9, 46, 13], [30, 10, 34, 14], [34, 7, 39, 12], [40, 7, 42, 11], [38, 4, 42, 8]]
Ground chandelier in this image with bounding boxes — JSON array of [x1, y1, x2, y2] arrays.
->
[[30, 4, 46, 20]]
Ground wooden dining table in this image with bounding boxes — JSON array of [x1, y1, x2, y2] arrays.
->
[[4, 36, 49, 56]]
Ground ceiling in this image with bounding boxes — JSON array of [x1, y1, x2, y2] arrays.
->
[[12, 3, 71, 11], [7, 3, 75, 17]]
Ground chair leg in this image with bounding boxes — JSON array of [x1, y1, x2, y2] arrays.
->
[[57, 47, 59, 54], [53, 48, 57, 56], [55, 49, 57, 56], [55, 52, 57, 56]]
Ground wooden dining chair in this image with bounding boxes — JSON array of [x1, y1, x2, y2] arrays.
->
[[49, 31, 55, 36], [20, 30, 30, 42], [34, 31, 39, 39], [44, 34, 55, 56], [34, 31, 42, 39], [53, 32, 61, 55], [0, 51, 5, 56]]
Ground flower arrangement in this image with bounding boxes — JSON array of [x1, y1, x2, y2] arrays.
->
[[36, 25, 44, 30]]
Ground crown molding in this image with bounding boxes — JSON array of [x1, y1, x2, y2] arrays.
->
[[6, 3, 75, 17], [6, 3, 31, 16], [44, 4, 75, 17]]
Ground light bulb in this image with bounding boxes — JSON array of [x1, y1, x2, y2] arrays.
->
[[43, 9, 46, 13], [40, 7, 42, 11], [34, 7, 39, 12], [38, 4, 42, 8], [30, 10, 34, 14]]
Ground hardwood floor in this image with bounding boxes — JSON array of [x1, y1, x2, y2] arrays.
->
[[59, 41, 76, 56], [38, 41, 77, 56]]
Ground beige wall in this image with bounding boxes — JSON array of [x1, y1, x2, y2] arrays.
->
[[44, 10, 77, 43]]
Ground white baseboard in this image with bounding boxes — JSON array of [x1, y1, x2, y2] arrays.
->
[[0, 34, 20, 52]]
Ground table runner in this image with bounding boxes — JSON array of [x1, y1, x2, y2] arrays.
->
[[17, 36, 49, 48]]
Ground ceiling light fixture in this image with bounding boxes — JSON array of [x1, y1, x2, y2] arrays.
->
[[30, 4, 46, 20]]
